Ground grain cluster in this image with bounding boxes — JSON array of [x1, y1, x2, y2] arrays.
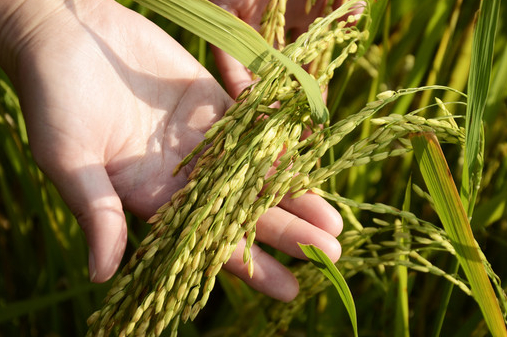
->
[[87, 2, 369, 336]]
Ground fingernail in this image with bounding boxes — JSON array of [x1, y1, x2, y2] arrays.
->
[[89, 250, 97, 282]]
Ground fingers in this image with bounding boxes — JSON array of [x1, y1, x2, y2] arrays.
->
[[45, 159, 127, 283], [223, 237, 299, 302], [278, 192, 343, 237], [255, 204, 342, 262], [224, 192, 342, 302], [211, 45, 253, 99], [256, 192, 342, 263]]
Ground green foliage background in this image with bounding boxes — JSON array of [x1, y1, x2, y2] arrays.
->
[[1, 0, 507, 336]]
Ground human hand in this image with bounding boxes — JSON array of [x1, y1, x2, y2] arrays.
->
[[0, 0, 342, 302]]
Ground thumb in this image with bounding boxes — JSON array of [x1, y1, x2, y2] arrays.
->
[[50, 162, 127, 283]]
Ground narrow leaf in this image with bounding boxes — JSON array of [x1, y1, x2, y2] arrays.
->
[[395, 178, 411, 337], [299, 243, 358, 337], [411, 132, 506, 336], [133, 0, 328, 123], [461, 0, 500, 212], [0, 283, 99, 323]]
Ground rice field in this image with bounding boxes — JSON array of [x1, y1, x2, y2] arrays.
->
[[1, 0, 507, 336]]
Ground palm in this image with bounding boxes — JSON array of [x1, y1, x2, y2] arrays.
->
[[18, 1, 230, 219]]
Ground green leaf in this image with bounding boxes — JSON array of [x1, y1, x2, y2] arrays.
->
[[299, 244, 358, 337], [411, 132, 507, 336], [395, 178, 411, 337], [133, 0, 328, 123], [461, 0, 500, 213], [0, 283, 101, 323]]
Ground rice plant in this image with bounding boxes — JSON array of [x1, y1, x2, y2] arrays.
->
[[1, 0, 507, 336]]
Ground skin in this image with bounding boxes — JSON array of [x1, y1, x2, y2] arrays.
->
[[0, 0, 342, 302]]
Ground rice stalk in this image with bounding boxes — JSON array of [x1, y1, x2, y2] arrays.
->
[[86, 2, 368, 336], [412, 132, 507, 334], [225, 85, 475, 336]]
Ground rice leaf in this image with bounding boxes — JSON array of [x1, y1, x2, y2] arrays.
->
[[395, 179, 411, 337], [411, 132, 506, 336], [461, 0, 500, 213], [299, 244, 358, 337], [133, 0, 328, 123], [0, 283, 100, 323], [430, 260, 459, 337]]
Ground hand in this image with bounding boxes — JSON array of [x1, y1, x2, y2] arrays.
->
[[0, 0, 342, 302]]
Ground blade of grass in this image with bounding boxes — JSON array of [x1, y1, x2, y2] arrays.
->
[[299, 244, 358, 337], [132, 0, 329, 123], [429, 2, 497, 327], [395, 178, 411, 337], [461, 0, 500, 214], [0, 283, 103, 323], [430, 259, 459, 337], [411, 132, 506, 336]]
